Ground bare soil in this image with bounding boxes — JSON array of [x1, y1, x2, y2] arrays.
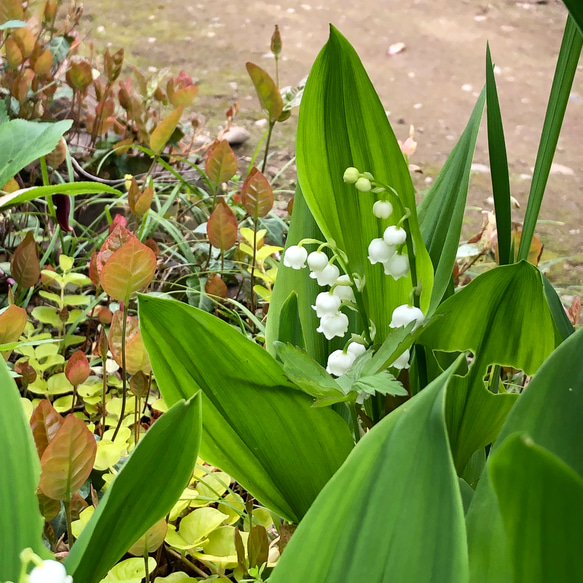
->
[[82, 0, 583, 286]]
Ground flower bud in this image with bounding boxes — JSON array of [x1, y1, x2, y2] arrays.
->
[[383, 225, 407, 246], [343, 167, 360, 184], [392, 349, 411, 370], [326, 349, 355, 376], [310, 263, 340, 286], [373, 200, 393, 219], [347, 342, 366, 357], [355, 177, 372, 193], [317, 312, 349, 340], [368, 238, 394, 265], [332, 274, 355, 302], [283, 245, 308, 269], [312, 291, 342, 318], [389, 304, 424, 331], [383, 253, 409, 280], [307, 251, 329, 272]]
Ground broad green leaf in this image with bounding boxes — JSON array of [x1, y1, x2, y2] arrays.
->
[[542, 273, 574, 341], [65, 393, 202, 583], [246, 62, 283, 121], [265, 185, 331, 365], [418, 261, 556, 472], [0, 358, 48, 581], [0, 182, 123, 209], [489, 434, 583, 583], [205, 140, 237, 187], [517, 16, 582, 260], [139, 294, 354, 523], [0, 118, 71, 188], [466, 325, 583, 583], [485, 44, 512, 266], [268, 358, 468, 583], [150, 105, 184, 156], [178, 507, 229, 548], [418, 90, 485, 314], [296, 27, 433, 337], [100, 238, 157, 302], [39, 414, 97, 500], [103, 557, 157, 582]]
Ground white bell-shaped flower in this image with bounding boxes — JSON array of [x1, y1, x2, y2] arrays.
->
[[389, 304, 424, 331], [383, 225, 407, 246], [312, 291, 342, 318], [355, 177, 372, 192], [310, 263, 340, 286], [29, 561, 73, 583], [392, 349, 411, 370], [307, 251, 329, 272], [368, 238, 395, 265], [383, 253, 409, 280], [317, 312, 349, 340], [332, 274, 356, 302], [283, 245, 307, 270], [326, 349, 356, 376], [373, 200, 393, 219], [343, 167, 360, 184], [347, 342, 366, 357]]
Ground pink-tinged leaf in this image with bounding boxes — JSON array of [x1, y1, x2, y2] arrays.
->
[[150, 105, 184, 156], [108, 311, 152, 375], [100, 238, 157, 301], [65, 350, 90, 387], [205, 140, 238, 186], [246, 62, 283, 122], [30, 400, 64, 460], [109, 214, 128, 234], [96, 223, 134, 277], [11, 231, 40, 289], [241, 167, 274, 220], [88, 250, 99, 287], [39, 415, 97, 501], [205, 274, 228, 299], [207, 198, 238, 251], [167, 71, 198, 108], [0, 304, 27, 360], [66, 57, 93, 92]]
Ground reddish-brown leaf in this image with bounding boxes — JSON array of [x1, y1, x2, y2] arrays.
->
[[133, 183, 154, 217], [66, 57, 93, 92], [11, 231, 40, 289], [150, 105, 184, 156], [108, 310, 152, 375], [205, 140, 238, 186], [96, 224, 134, 277], [30, 400, 64, 459], [65, 350, 90, 387], [241, 167, 274, 220], [39, 415, 96, 501], [88, 250, 99, 287], [167, 70, 198, 107], [205, 274, 228, 299], [100, 238, 157, 301], [0, 304, 27, 360], [246, 62, 283, 122], [37, 491, 61, 522], [0, 0, 24, 24], [207, 198, 238, 251]]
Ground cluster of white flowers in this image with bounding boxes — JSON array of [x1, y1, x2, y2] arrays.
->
[[29, 561, 73, 583], [283, 246, 357, 343]]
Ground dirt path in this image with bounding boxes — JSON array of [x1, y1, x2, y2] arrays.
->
[[83, 0, 582, 284]]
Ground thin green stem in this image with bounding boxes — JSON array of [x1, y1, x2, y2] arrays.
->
[[250, 218, 258, 313], [65, 493, 74, 546], [144, 549, 150, 582], [261, 121, 276, 174], [112, 303, 128, 441], [350, 403, 361, 443]]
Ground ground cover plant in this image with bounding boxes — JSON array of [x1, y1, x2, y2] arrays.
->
[[1, 0, 583, 582]]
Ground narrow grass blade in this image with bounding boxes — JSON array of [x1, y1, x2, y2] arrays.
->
[[485, 44, 512, 266], [517, 15, 583, 261], [561, 0, 583, 33]]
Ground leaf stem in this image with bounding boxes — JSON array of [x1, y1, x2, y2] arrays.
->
[[112, 302, 128, 440], [261, 121, 276, 174]]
